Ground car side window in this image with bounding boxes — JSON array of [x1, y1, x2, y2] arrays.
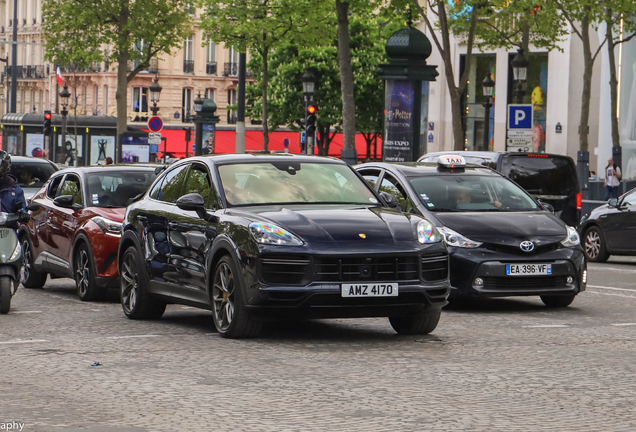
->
[[47, 175, 63, 199], [183, 164, 216, 208], [155, 164, 189, 203], [57, 174, 82, 206], [622, 190, 636, 207], [380, 174, 412, 212], [357, 169, 381, 188]]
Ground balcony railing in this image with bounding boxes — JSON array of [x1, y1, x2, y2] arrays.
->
[[206, 62, 217, 75], [183, 60, 194, 74], [3, 65, 50, 79], [223, 62, 238, 77], [59, 63, 102, 73], [126, 58, 158, 73]]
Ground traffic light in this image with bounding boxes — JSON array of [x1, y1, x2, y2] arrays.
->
[[43, 110, 52, 135], [306, 104, 317, 134]]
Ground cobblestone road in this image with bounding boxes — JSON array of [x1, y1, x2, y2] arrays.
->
[[1, 258, 636, 432]]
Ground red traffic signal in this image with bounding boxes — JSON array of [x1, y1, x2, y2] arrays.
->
[[44, 112, 52, 120], [307, 105, 317, 114]]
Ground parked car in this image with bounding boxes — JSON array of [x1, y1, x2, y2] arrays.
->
[[579, 187, 636, 262], [418, 151, 581, 227], [119, 154, 451, 338], [19, 164, 160, 300], [10, 156, 59, 200], [356, 155, 587, 307]]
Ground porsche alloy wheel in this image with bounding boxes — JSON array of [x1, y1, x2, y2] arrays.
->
[[120, 246, 165, 320]]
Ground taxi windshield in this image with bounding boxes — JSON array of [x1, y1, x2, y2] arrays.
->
[[217, 162, 379, 206], [409, 174, 540, 212]]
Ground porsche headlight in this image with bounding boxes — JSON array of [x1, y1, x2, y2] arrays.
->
[[92, 216, 123, 235], [417, 219, 442, 244], [561, 226, 580, 247], [249, 222, 303, 246], [438, 226, 482, 248]]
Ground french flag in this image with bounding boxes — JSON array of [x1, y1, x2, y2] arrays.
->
[[56, 67, 64, 86]]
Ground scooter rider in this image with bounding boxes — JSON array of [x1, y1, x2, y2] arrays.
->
[[0, 151, 26, 215]]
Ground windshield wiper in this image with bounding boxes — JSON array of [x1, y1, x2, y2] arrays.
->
[[429, 207, 461, 212]]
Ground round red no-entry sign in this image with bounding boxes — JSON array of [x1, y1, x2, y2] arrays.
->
[[148, 116, 163, 132]]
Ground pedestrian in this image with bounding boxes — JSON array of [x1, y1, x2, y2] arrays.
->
[[589, 171, 596, 180], [104, 157, 114, 165], [604, 157, 622, 200]]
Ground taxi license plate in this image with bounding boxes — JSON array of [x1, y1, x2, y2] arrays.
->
[[341, 283, 398, 297], [506, 264, 552, 276]]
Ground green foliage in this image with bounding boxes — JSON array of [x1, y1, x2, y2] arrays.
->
[[42, 0, 191, 74]]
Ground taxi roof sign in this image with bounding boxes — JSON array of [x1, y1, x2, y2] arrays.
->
[[437, 155, 466, 169]]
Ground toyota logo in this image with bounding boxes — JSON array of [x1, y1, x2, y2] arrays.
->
[[520, 241, 535, 252]]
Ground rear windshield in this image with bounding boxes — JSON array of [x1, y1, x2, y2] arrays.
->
[[12, 161, 57, 189], [86, 171, 157, 208], [499, 155, 579, 198]]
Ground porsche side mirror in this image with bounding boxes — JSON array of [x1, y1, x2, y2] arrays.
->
[[379, 192, 398, 208], [176, 193, 219, 223], [608, 198, 618, 207]]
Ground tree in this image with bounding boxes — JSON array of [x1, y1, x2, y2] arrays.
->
[[335, 0, 358, 159], [413, 0, 480, 150], [42, 0, 191, 160], [200, 0, 332, 152]]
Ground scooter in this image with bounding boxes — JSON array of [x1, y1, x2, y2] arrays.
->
[[0, 203, 39, 314]]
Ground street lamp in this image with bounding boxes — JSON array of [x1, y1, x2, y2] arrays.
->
[[149, 75, 162, 116], [193, 93, 204, 156], [301, 68, 317, 154], [482, 73, 495, 151], [59, 85, 71, 164], [511, 48, 529, 104]]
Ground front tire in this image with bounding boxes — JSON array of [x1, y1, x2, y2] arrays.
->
[[75, 243, 101, 301], [120, 246, 166, 320], [20, 237, 47, 289], [211, 256, 262, 338], [541, 294, 576, 308], [584, 226, 609, 262], [389, 310, 441, 335], [0, 276, 13, 314]]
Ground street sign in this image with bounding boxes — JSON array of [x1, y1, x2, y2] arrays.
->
[[148, 132, 161, 139], [148, 116, 163, 132], [507, 138, 532, 147], [507, 104, 533, 130], [301, 131, 306, 144], [149, 144, 159, 153], [148, 138, 162, 145], [507, 130, 533, 138]]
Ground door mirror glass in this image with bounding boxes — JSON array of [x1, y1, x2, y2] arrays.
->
[[380, 191, 398, 208], [53, 195, 74, 209], [608, 198, 618, 207], [176, 193, 206, 212]]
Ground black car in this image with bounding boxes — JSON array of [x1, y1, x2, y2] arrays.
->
[[579, 187, 636, 262], [118, 154, 450, 338], [418, 151, 581, 227], [356, 156, 587, 307]]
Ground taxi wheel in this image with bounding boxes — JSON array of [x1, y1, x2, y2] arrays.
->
[[584, 227, 609, 262], [211, 256, 262, 339], [540, 294, 576, 308], [389, 310, 441, 335], [120, 246, 166, 320]]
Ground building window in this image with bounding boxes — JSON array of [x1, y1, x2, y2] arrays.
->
[[94, 86, 99, 115], [104, 85, 108, 115], [182, 88, 193, 122], [227, 89, 237, 124], [205, 88, 215, 101], [206, 39, 216, 75], [21, 90, 25, 112], [39, 90, 42, 111], [183, 36, 194, 73], [132, 87, 148, 113], [223, 46, 238, 76], [459, 54, 497, 152]]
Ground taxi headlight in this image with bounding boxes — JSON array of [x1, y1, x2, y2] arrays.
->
[[417, 219, 442, 244], [9, 242, 21, 261], [438, 226, 482, 248], [249, 222, 303, 246], [561, 226, 580, 247]]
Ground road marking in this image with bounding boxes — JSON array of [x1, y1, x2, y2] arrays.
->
[[523, 325, 569, 328], [106, 335, 161, 339], [0, 339, 48, 345], [592, 267, 636, 274], [586, 291, 636, 299], [611, 323, 636, 326], [11, 310, 42, 314], [588, 285, 636, 292]]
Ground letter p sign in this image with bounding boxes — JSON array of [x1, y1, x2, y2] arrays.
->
[[508, 104, 533, 130]]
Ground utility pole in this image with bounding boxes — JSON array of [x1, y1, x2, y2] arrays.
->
[[235, 52, 246, 153], [10, 0, 18, 112]]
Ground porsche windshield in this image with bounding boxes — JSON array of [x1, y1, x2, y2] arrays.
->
[[409, 174, 540, 212], [218, 162, 379, 206]]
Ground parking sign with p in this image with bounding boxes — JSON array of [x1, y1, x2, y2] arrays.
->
[[507, 104, 533, 130]]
